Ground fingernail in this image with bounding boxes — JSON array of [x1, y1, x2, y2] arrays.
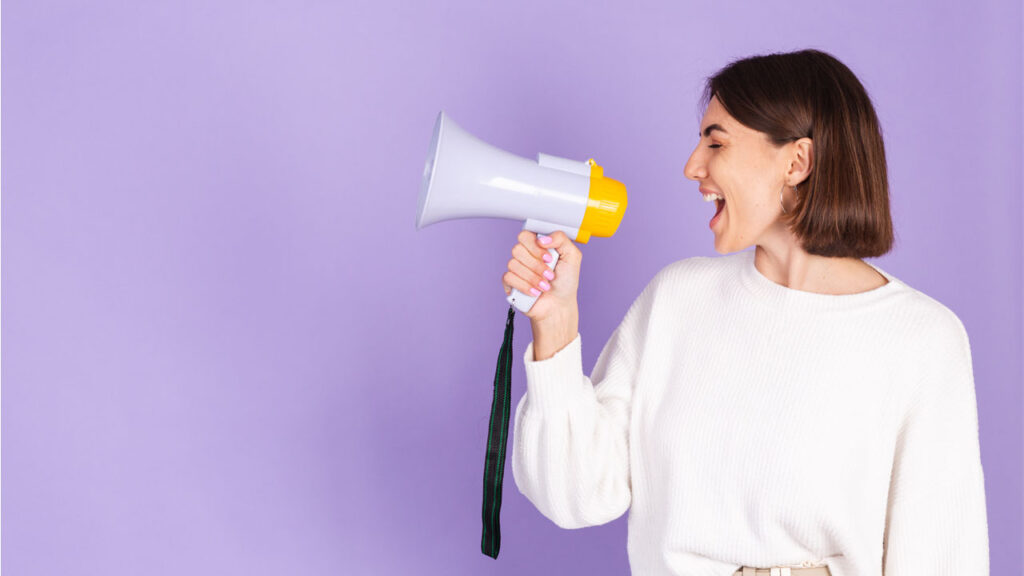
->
[[539, 280, 550, 291], [529, 287, 541, 296], [543, 270, 554, 280], [542, 253, 553, 263], [539, 236, 552, 245]]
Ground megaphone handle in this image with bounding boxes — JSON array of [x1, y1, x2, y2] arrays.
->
[[507, 239, 559, 314]]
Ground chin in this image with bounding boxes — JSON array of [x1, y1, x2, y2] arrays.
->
[[713, 235, 751, 255], [712, 231, 732, 254]]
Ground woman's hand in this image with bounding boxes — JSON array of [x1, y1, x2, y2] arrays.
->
[[502, 230, 581, 322]]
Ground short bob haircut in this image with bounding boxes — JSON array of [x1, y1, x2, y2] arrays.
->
[[700, 49, 894, 258]]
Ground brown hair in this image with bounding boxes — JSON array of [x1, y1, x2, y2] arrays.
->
[[700, 49, 894, 258]]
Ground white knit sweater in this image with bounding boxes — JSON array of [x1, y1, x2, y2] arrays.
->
[[512, 249, 989, 576]]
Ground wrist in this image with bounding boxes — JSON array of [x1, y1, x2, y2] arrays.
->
[[530, 306, 579, 361], [530, 303, 578, 332]]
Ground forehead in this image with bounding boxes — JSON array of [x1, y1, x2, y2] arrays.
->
[[699, 96, 735, 136]]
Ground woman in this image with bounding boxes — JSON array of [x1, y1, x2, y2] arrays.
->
[[502, 49, 989, 576]]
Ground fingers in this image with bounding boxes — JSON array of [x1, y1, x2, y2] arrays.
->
[[517, 229, 546, 259], [539, 230, 579, 261], [505, 245, 554, 296], [502, 265, 550, 298], [518, 229, 579, 261], [504, 237, 556, 296], [513, 242, 552, 277], [502, 267, 533, 297], [504, 230, 575, 297], [510, 255, 552, 291]]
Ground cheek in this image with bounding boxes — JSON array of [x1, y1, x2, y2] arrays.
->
[[725, 186, 770, 226], [710, 153, 770, 219]]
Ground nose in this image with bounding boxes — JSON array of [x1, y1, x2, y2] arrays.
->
[[683, 143, 706, 182]]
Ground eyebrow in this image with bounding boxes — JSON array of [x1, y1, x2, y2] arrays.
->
[[700, 123, 729, 138]]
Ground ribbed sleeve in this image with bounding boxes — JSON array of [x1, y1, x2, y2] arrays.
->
[[882, 314, 990, 574], [511, 279, 653, 530]]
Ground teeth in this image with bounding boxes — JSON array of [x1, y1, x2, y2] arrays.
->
[[702, 193, 724, 202]]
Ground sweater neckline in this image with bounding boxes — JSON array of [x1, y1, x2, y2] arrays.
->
[[737, 248, 904, 311]]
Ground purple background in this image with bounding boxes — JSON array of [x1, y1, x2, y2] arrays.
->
[[3, 1, 1021, 574]]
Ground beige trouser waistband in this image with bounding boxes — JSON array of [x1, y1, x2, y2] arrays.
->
[[732, 567, 830, 576]]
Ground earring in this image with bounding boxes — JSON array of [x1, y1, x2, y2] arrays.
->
[[780, 184, 799, 214]]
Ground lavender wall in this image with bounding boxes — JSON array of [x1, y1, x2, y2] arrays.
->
[[3, 1, 1021, 574]]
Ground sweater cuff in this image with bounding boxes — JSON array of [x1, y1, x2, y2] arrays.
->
[[522, 333, 585, 413]]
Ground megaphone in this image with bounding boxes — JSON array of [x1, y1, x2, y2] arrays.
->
[[417, 111, 627, 313], [416, 111, 629, 561]]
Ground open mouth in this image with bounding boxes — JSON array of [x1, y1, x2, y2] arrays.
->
[[710, 197, 725, 227]]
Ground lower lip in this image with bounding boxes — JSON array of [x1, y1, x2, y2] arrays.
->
[[709, 200, 724, 229]]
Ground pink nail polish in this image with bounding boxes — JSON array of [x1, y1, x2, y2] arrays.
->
[[542, 253, 553, 263], [539, 280, 550, 291], [529, 287, 541, 296], [543, 270, 554, 280], [539, 236, 552, 245]]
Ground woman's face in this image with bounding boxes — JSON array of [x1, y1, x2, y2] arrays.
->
[[684, 95, 795, 254]]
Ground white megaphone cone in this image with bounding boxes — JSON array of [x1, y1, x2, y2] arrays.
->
[[417, 110, 627, 313]]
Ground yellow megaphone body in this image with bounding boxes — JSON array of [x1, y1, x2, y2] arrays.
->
[[417, 111, 627, 313]]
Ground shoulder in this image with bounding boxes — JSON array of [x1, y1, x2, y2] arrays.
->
[[643, 252, 749, 303], [896, 291, 979, 425], [890, 286, 974, 394], [616, 255, 726, 326], [617, 254, 744, 326], [895, 285, 971, 349], [647, 252, 747, 293]]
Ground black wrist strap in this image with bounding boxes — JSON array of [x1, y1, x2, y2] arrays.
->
[[480, 304, 516, 559]]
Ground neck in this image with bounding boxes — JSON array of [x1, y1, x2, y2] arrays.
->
[[753, 241, 887, 296]]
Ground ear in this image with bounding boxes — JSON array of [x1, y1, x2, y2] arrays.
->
[[787, 137, 813, 186]]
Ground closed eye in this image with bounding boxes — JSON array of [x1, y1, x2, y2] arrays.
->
[[709, 144, 722, 149]]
